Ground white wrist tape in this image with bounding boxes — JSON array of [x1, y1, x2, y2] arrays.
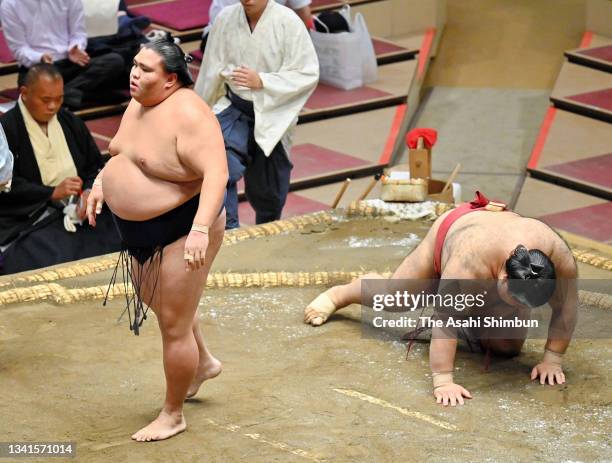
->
[[432, 372, 454, 389], [543, 349, 563, 366], [191, 223, 209, 234]]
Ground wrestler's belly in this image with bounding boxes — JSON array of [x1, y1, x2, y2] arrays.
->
[[103, 155, 201, 221]]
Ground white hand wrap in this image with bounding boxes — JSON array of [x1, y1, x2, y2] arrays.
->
[[543, 349, 563, 366], [432, 372, 454, 389]]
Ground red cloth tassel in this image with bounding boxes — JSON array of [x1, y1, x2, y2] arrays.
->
[[470, 191, 490, 208], [406, 128, 438, 149]]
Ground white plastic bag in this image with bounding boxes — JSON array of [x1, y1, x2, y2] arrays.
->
[[352, 11, 378, 84], [311, 17, 363, 90], [339, 5, 378, 84], [82, 0, 120, 38]]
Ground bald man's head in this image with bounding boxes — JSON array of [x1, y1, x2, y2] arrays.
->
[[20, 64, 64, 123], [23, 63, 63, 88]]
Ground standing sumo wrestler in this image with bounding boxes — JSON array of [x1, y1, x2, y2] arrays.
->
[[87, 35, 227, 441]]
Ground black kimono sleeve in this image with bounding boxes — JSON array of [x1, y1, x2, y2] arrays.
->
[[0, 109, 54, 241], [58, 109, 104, 190]]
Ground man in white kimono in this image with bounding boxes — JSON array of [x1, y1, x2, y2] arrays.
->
[[195, 0, 319, 228], [209, 0, 312, 28], [199, 0, 313, 53]]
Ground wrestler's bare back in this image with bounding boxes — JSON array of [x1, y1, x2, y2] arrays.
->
[[103, 89, 207, 221], [393, 209, 574, 289], [434, 210, 573, 279]]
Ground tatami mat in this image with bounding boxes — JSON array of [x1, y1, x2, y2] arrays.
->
[[550, 62, 612, 122], [130, 0, 211, 32], [237, 192, 329, 226], [527, 109, 612, 198], [589, 33, 612, 49], [515, 177, 611, 244], [566, 42, 612, 73], [190, 35, 420, 66], [300, 59, 416, 122], [184, 58, 415, 124]]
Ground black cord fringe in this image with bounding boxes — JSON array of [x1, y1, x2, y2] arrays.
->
[[104, 247, 163, 335]]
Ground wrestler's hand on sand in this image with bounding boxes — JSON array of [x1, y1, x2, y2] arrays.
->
[[184, 231, 209, 272], [531, 362, 565, 385], [231, 66, 263, 90], [434, 383, 472, 407], [86, 182, 104, 227]]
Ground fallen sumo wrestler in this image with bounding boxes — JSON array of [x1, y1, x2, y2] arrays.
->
[[305, 191, 578, 406], [86, 34, 228, 441]]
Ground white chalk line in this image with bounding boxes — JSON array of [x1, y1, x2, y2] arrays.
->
[[205, 418, 324, 462], [79, 439, 129, 452], [333, 388, 457, 431]]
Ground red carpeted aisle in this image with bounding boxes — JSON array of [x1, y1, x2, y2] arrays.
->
[[238, 193, 329, 225], [191, 37, 417, 65], [524, 31, 612, 247], [527, 109, 612, 199], [0, 31, 14, 63], [129, 0, 211, 31], [550, 62, 612, 123], [566, 44, 612, 73]]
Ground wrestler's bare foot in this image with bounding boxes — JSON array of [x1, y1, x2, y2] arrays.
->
[[304, 286, 342, 326], [131, 410, 186, 442], [186, 356, 222, 398]]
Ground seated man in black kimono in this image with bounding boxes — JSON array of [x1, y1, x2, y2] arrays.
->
[[0, 63, 121, 275], [0, 125, 13, 192]]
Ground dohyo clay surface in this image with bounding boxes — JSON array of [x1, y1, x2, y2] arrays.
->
[[1, 214, 610, 462]]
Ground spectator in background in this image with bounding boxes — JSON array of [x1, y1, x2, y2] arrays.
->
[[0, 125, 13, 193], [199, 0, 313, 53], [82, 0, 122, 39], [82, 0, 149, 74], [210, 0, 312, 26], [0, 64, 121, 275], [1, 0, 127, 110]]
